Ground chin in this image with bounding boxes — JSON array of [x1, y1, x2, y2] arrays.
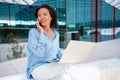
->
[[41, 23, 45, 26], [42, 24, 46, 27], [42, 24, 48, 27]]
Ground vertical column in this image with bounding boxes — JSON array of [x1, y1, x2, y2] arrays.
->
[[112, 7, 116, 39], [91, 0, 101, 42], [97, 0, 102, 41]]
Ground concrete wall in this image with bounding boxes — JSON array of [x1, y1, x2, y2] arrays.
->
[[0, 42, 27, 62]]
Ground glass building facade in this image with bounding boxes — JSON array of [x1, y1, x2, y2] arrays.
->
[[0, 0, 120, 62]]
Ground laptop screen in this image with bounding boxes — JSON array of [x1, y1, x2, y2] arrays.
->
[[59, 39, 120, 63]]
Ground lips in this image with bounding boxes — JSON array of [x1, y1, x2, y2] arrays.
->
[[41, 20, 46, 24], [41, 19, 46, 23]]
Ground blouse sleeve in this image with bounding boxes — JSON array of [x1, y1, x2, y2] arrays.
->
[[56, 51, 63, 59], [27, 29, 46, 57]]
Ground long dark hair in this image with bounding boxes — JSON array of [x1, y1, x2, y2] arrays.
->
[[35, 4, 58, 28]]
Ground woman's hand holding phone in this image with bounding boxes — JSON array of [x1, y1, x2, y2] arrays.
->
[[36, 19, 44, 34]]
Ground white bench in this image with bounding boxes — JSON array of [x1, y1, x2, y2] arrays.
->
[[0, 57, 120, 80], [0, 73, 30, 80], [65, 57, 120, 80], [0, 57, 29, 80]]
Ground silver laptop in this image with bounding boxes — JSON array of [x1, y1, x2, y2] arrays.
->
[[59, 39, 120, 63]]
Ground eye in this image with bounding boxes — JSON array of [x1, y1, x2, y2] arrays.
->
[[38, 14, 41, 17]]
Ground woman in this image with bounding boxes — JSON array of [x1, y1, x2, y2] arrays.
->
[[26, 4, 69, 80]]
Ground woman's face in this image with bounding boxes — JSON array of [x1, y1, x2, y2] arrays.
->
[[37, 8, 52, 27]]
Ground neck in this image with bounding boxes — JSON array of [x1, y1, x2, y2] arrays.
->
[[44, 27, 51, 33]]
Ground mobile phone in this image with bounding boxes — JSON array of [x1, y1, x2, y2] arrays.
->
[[35, 22, 42, 28], [37, 18, 42, 27], [39, 22, 42, 26]]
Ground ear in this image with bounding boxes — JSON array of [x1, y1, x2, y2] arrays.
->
[[50, 17, 52, 21]]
